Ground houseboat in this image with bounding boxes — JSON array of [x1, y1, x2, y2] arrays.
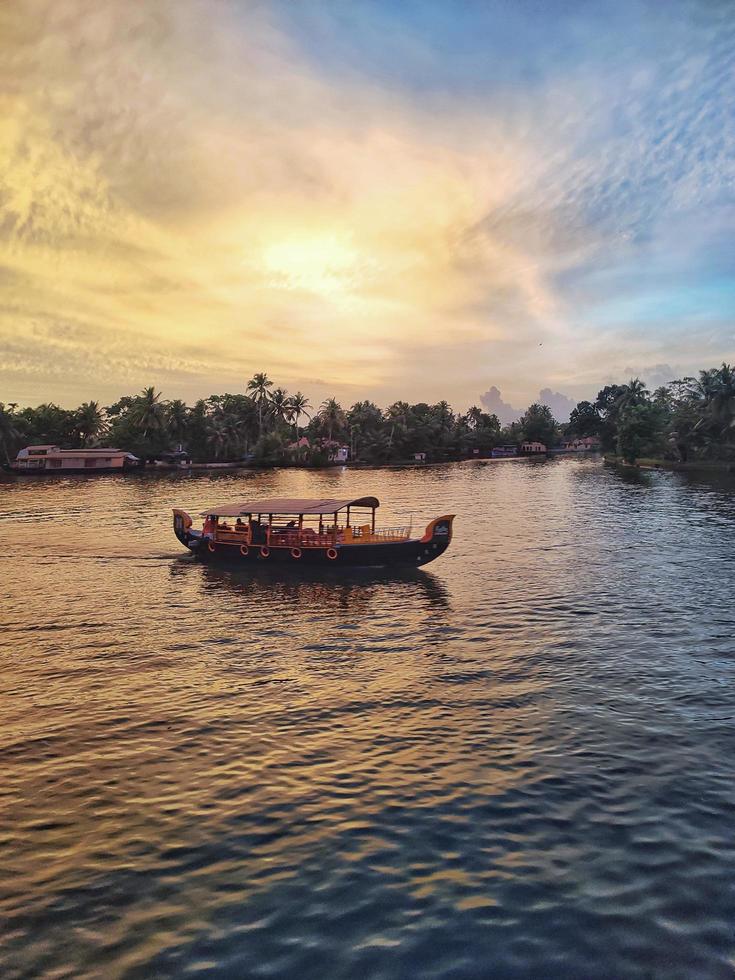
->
[[11, 445, 141, 474], [519, 441, 547, 455], [560, 436, 602, 452], [173, 496, 454, 568]]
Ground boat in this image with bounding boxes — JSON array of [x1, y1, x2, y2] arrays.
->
[[10, 445, 141, 474], [173, 496, 454, 567]]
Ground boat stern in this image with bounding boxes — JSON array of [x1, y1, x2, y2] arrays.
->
[[173, 509, 197, 550]]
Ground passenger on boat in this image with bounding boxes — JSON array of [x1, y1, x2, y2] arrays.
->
[[203, 515, 215, 536], [250, 519, 267, 544], [274, 520, 296, 535], [235, 518, 246, 532]]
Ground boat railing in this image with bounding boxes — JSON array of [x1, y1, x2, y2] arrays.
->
[[344, 524, 412, 543], [213, 524, 413, 548], [363, 525, 412, 542]]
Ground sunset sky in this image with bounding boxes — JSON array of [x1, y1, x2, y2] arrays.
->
[[1, 0, 733, 414]]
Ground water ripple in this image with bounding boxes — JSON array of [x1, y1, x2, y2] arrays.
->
[[2, 460, 735, 978]]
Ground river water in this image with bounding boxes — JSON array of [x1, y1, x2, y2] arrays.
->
[[2, 457, 735, 979]]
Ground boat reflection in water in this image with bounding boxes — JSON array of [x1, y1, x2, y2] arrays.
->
[[190, 560, 452, 612]]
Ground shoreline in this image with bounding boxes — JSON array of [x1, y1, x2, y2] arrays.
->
[[3, 454, 554, 479], [604, 454, 735, 474]]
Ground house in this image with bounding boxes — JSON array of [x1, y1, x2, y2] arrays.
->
[[520, 441, 547, 455], [286, 437, 349, 463], [328, 444, 350, 463], [13, 445, 140, 473], [561, 436, 601, 451]]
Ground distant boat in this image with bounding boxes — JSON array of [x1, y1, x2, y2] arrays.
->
[[10, 445, 141, 474], [173, 495, 455, 568], [491, 445, 518, 458]]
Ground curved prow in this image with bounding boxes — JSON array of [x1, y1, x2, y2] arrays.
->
[[421, 514, 455, 544], [173, 508, 193, 546]]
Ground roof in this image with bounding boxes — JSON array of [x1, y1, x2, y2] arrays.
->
[[49, 448, 125, 456], [200, 496, 379, 517]]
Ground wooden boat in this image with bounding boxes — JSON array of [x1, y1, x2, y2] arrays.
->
[[173, 496, 454, 567]]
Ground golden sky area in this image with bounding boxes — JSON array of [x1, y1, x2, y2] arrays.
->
[[1, 0, 733, 411]]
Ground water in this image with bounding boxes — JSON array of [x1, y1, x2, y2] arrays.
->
[[2, 457, 735, 979]]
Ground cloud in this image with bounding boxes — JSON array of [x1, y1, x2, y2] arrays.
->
[[0, 0, 733, 409], [537, 388, 576, 422], [480, 385, 577, 424], [480, 386, 522, 425]]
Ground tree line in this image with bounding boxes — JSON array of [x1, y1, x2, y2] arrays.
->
[[1, 364, 734, 466]]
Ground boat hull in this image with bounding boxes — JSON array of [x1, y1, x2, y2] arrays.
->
[[173, 512, 454, 569]]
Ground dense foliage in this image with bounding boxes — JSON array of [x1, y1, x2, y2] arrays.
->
[[2, 364, 734, 466], [565, 365, 735, 465]]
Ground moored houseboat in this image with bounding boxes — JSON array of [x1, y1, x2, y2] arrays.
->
[[11, 445, 141, 474], [519, 441, 547, 455], [173, 496, 454, 567]]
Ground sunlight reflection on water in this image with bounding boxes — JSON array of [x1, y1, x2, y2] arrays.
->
[[2, 458, 735, 978]]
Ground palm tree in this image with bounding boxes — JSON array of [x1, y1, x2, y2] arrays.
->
[[268, 387, 290, 430], [708, 363, 735, 431], [75, 401, 107, 446], [466, 406, 484, 430], [385, 400, 411, 452], [131, 387, 166, 438], [167, 399, 190, 447], [0, 402, 23, 464], [206, 416, 229, 460], [287, 392, 311, 439], [614, 379, 649, 414], [318, 397, 346, 443], [246, 373, 273, 436]]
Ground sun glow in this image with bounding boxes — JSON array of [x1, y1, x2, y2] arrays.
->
[[260, 234, 366, 297]]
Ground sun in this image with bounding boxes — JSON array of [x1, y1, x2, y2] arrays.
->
[[260, 233, 363, 297]]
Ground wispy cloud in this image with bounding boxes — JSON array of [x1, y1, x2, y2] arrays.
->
[[0, 0, 732, 408]]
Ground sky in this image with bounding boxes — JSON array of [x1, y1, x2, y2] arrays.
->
[[1, 0, 733, 416]]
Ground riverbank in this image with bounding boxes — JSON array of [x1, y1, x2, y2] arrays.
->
[[15, 454, 540, 477], [604, 454, 735, 474]]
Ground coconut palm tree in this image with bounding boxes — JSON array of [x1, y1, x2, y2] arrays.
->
[[0, 402, 23, 464], [167, 399, 190, 447], [317, 397, 346, 443], [75, 401, 107, 446], [131, 387, 166, 439], [707, 363, 735, 431], [614, 379, 649, 414], [206, 416, 229, 460], [466, 406, 484, 430], [268, 387, 290, 431], [246, 373, 273, 436], [287, 392, 311, 439]]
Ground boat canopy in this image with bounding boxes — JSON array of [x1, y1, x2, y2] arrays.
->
[[200, 496, 380, 518]]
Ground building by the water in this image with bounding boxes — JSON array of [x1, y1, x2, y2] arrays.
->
[[12, 446, 141, 474]]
